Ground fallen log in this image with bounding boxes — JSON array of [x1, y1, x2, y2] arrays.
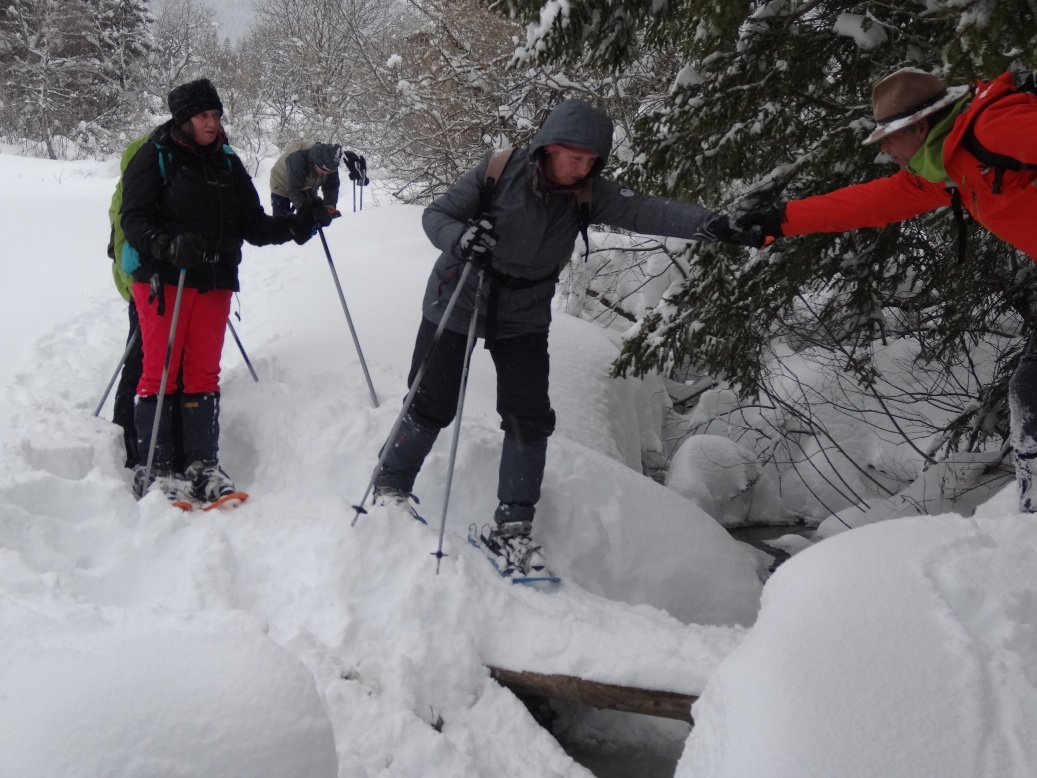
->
[[488, 667, 696, 724]]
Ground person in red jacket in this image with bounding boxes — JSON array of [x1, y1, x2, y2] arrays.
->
[[738, 67, 1037, 512]]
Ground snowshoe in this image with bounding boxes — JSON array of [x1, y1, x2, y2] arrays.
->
[[468, 522, 559, 584], [197, 491, 249, 511], [183, 461, 248, 511], [372, 486, 427, 525], [133, 466, 193, 511]]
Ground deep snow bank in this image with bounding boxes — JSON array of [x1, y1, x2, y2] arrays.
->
[[0, 600, 337, 777], [678, 512, 1037, 778]]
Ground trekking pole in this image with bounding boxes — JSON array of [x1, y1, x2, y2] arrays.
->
[[317, 225, 379, 408], [352, 180, 357, 213], [431, 267, 486, 574], [93, 325, 140, 417], [359, 158, 367, 211], [226, 318, 259, 383], [141, 269, 187, 492], [351, 261, 476, 526]]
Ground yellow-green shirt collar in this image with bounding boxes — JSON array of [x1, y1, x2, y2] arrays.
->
[[906, 94, 972, 182]]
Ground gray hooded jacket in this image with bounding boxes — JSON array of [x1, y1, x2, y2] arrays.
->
[[421, 99, 719, 338]]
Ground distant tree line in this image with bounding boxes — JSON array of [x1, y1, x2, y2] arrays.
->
[[0, 0, 621, 188], [0, 0, 151, 158]]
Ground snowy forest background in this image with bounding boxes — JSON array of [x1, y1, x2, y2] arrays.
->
[[3, 0, 1037, 527]]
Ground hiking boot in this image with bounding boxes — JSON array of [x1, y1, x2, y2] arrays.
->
[[184, 460, 237, 503], [483, 520, 550, 578], [372, 486, 426, 525], [1020, 476, 1036, 513], [1016, 451, 1037, 513], [493, 502, 536, 524], [133, 466, 188, 504]]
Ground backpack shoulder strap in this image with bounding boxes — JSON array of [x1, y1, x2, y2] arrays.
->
[[221, 143, 236, 172], [961, 72, 1037, 194], [483, 148, 515, 188], [150, 140, 172, 186], [1013, 69, 1037, 94], [481, 148, 515, 214], [574, 179, 594, 262]]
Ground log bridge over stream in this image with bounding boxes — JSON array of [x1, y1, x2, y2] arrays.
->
[[489, 667, 697, 724]]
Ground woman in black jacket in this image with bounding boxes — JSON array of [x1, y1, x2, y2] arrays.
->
[[121, 78, 326, 504]]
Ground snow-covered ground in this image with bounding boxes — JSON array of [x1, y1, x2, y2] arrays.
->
[[1, 147, 1034, 777]]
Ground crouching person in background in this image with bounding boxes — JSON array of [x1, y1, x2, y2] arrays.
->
[[269, 139, 368, 225]]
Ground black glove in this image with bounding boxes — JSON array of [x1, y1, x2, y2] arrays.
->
[[458, 218, 497, 264], [694, 213, 769, 249], [343, 150, 369, 185], [733, 206, 786, 242], [164, 233, 208, 269], [289, 209, 316, 244], [311, 200, 334, 228]]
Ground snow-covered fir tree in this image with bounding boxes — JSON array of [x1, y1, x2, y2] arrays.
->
[[496, 0, 1037, 462]]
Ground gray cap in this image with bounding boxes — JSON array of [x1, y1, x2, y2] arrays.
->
[[311, 143, 341, 172]]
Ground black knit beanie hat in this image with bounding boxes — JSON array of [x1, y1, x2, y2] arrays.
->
[[168, 79, 224, 126]]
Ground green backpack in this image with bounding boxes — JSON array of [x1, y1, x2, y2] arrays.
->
[[107, 136, 151, 302]]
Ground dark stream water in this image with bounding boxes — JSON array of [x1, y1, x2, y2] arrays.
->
[[552, 524, 815, 777], [550, 701, 691, 778]]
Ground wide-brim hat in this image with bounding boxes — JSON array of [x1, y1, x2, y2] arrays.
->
[[862, 67, 971, 145]]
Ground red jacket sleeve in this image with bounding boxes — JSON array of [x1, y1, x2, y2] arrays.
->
[[782, 171, 951, 236]]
